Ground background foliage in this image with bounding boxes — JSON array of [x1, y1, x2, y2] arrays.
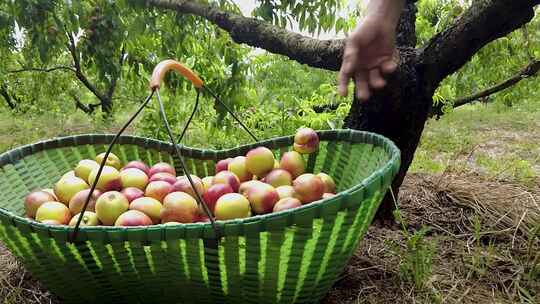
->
[[0, 0, 538, 154]]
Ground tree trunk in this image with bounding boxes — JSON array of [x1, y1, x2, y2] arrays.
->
[[344, 50, 432, 220], [344, 1, 426, 220]]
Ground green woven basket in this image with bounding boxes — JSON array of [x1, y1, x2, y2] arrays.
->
[[0, 129, 399, 304]]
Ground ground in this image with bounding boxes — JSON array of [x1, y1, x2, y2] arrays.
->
[[323, 172, 539, 304], [1, 102, 539, 303]]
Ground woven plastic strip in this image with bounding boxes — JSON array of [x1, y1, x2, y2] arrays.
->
[[0, 130, 399, 303]]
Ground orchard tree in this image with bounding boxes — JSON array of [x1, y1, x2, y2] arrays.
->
[[1, 1, 129, 113], [0, 0, 250, 114], [135, 0, 540, 218]]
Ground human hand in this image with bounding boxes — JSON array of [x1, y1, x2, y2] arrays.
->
[[338, 1, 403, 100]]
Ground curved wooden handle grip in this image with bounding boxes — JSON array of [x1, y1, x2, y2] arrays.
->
[[150, 59, 204, 90]]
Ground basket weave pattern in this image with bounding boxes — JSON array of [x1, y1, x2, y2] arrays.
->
[[0, 130, 399, 304]]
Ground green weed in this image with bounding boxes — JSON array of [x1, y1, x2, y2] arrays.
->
[[391, 209, 437, 291], [466, 216, 496, 278]]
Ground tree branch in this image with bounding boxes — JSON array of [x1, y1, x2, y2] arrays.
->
[[144, 0, 345, 71], [312, 103, 339, 113], [66, 32, 106, 102], [8, 66, 75, 74], [0, 85, 16, 109], [420, 0, 540, 88], [431, 59, 540, 116], [73, 95, 100, 114]]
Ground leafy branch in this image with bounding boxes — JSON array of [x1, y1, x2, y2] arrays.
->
[[431, 59, 540, 116], [144, 0, 345, 70], [421, 0, 540, 89], [7, 30, 127, 114], [66, 31, 107, 103], [6, 33, 120, 113]]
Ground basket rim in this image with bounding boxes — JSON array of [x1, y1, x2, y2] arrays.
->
[[0, 129, 400, 241]]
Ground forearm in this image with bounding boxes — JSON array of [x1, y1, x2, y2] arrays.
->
[[366, 0, 405, 25]]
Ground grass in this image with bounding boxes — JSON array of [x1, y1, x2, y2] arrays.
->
[[410, 101, 540, 186], [0, 111, 128, 153], [0, 101, 539, 303]]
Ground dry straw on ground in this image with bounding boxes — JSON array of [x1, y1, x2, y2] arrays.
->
[[324, 171, 540, 304], [401, 171, 540, 240], [0, 243, 58, 304]]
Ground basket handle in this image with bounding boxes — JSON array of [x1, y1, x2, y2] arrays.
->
[[150, 59, 204, 90], [71, 59, 256, 243]]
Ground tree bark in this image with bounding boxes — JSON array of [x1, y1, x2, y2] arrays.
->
[[343, 1, 423, 220], [344, 60, 427, 220], [396, 0, 418, 48]]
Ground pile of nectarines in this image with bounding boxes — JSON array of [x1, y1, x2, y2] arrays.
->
[[24, 128, 336, 227]]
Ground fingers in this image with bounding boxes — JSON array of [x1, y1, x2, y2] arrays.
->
[[369, 68, 386, 89], [340, 66, 393, 101], [381, 60, 398, 75], [337, 48, 356, 97], [381, 50, 400, 75], [354, 71, 370, 101], [337, 40, 400, 99], [342, 67, 387, 101], [337, 68, 351, 97]]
